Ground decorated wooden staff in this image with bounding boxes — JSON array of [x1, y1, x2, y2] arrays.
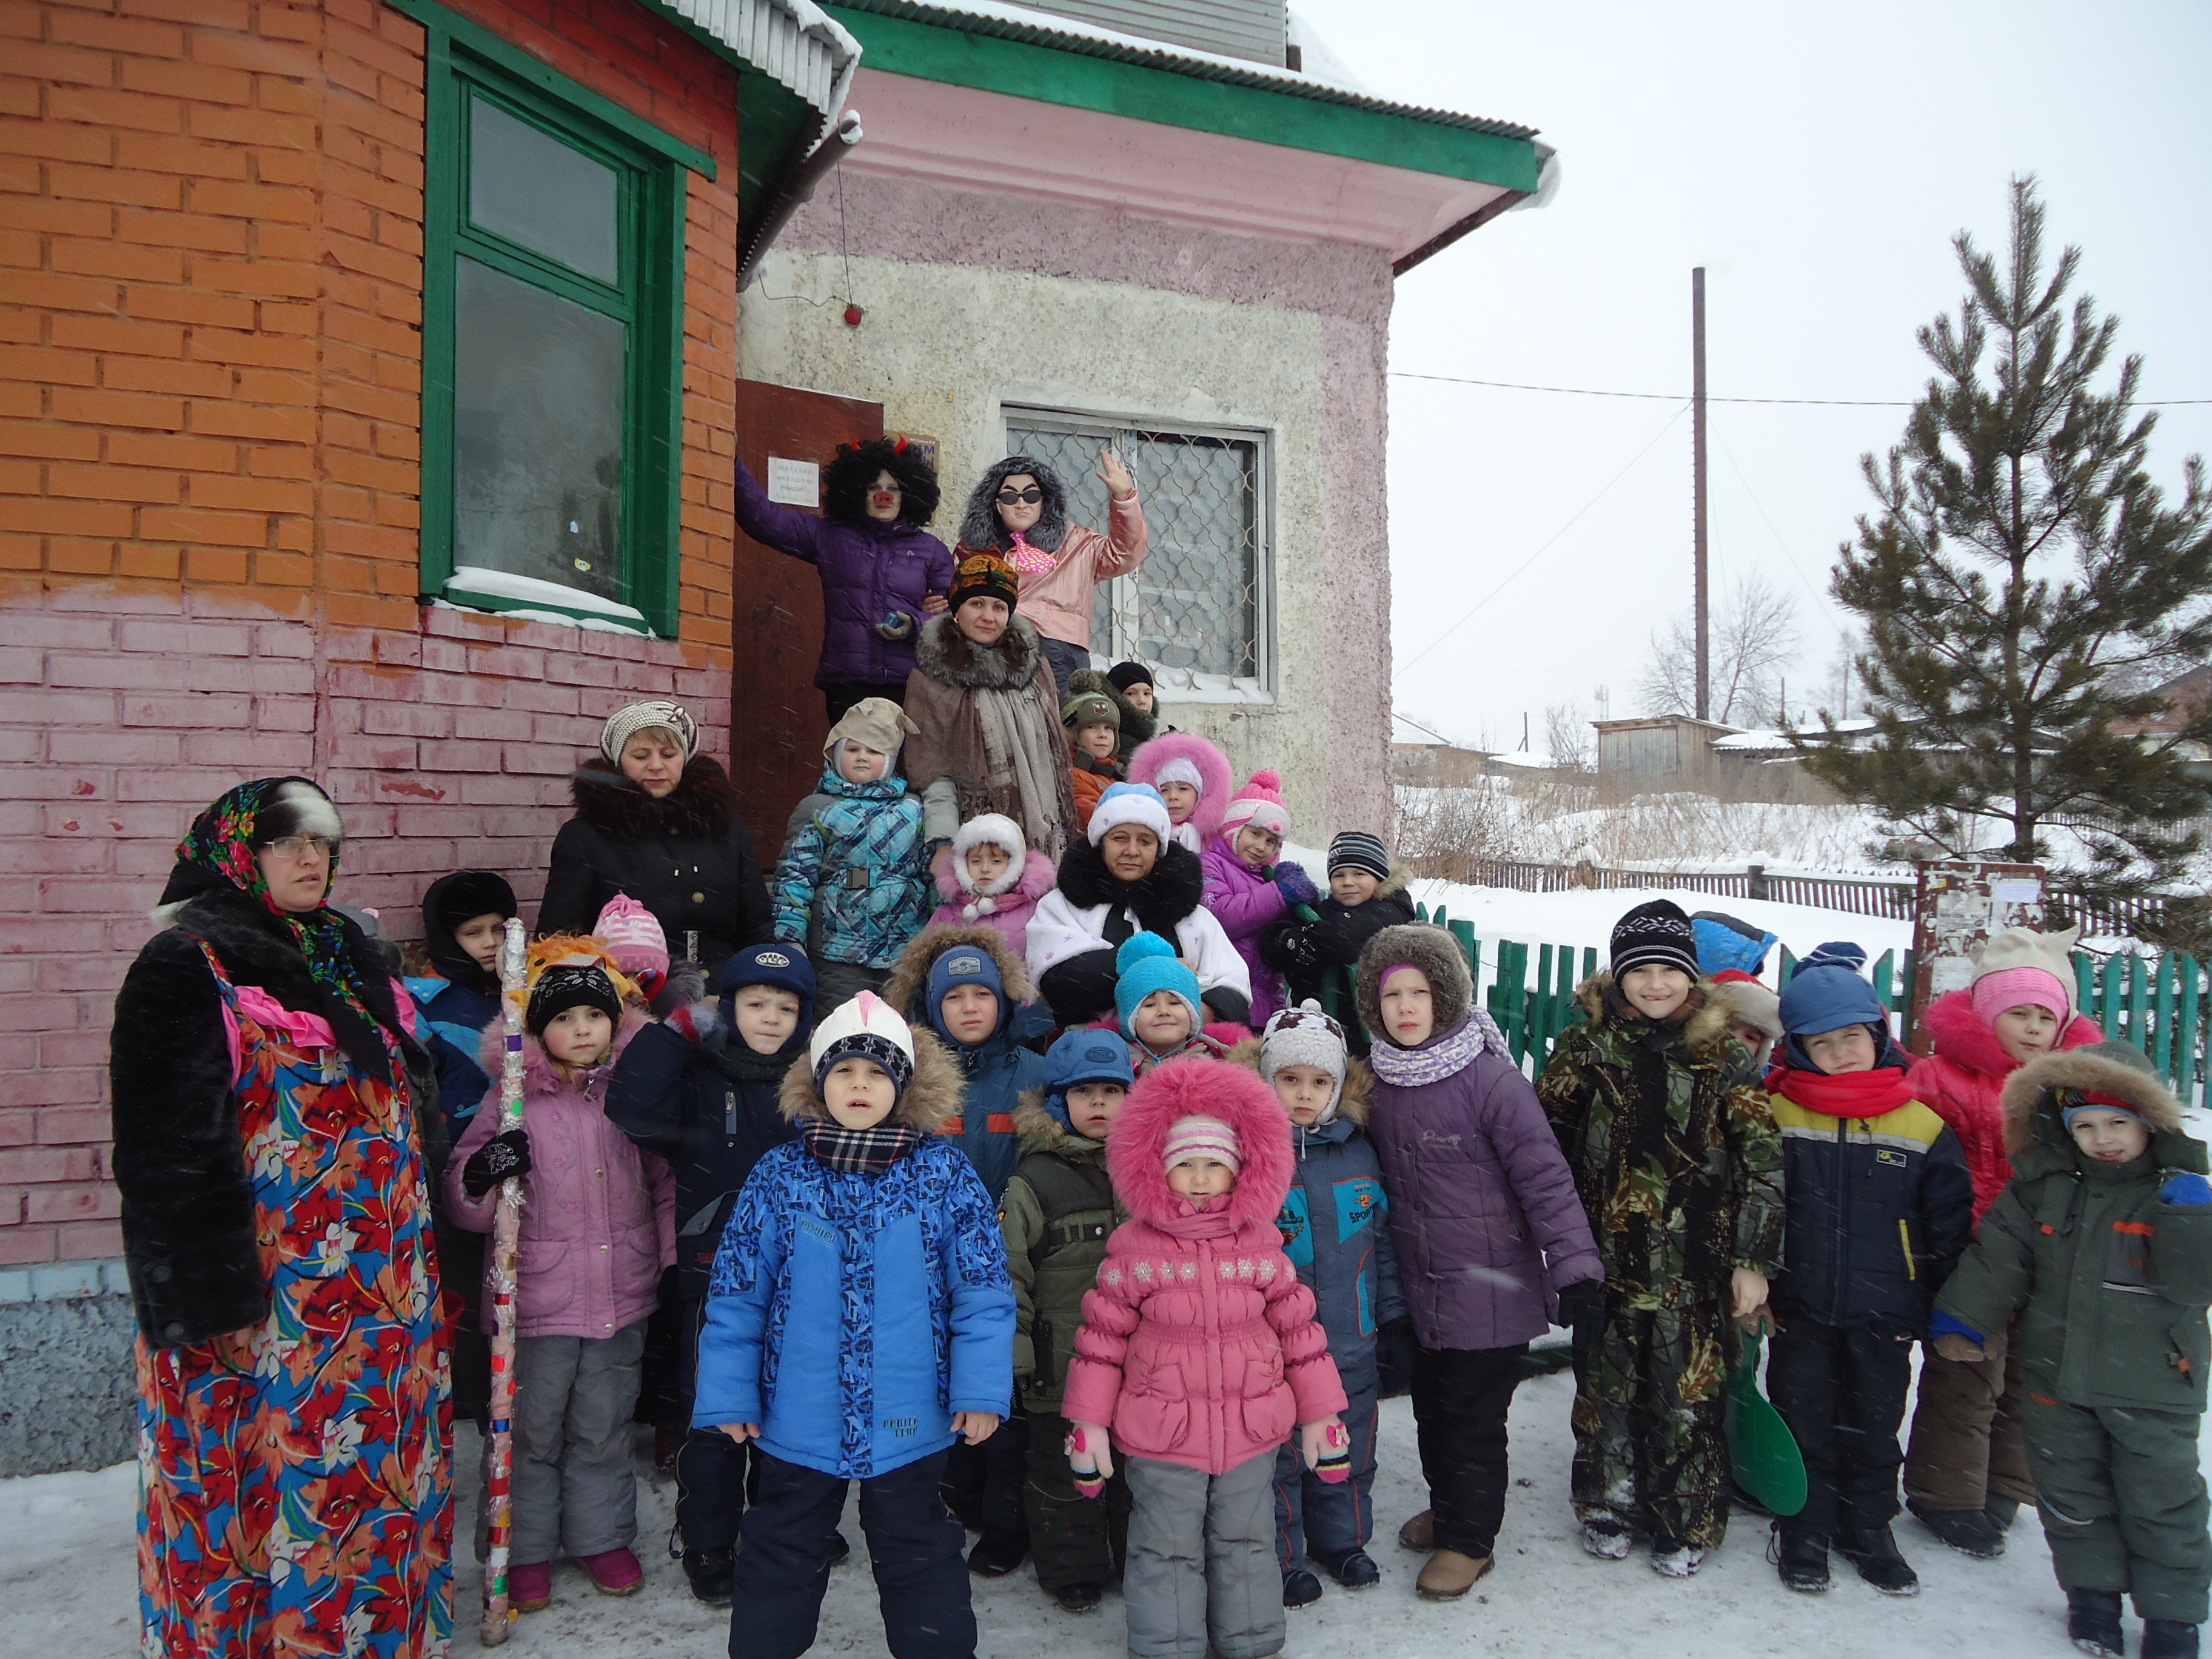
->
[[480, 916, 529, 1644]]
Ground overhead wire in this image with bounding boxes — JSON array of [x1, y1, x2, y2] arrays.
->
[[1389, 371, 2212, 407]]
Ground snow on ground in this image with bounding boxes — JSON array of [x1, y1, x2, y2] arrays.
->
[[4, 1372, 2185, 1659]]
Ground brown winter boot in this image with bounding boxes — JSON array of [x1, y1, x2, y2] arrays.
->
[[1397, 1510, 1434, 1552], [1416, 1549, 1493, 1601]]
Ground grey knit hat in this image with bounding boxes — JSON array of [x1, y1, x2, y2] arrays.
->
[[599, 699, 699, 764]]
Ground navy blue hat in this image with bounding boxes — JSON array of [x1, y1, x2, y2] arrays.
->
[[719, 942, 817, 1054], [926, 942, 1005, 1046], [1042, 1027, 1135, 1127], [1779, 942, 1899, 1071]]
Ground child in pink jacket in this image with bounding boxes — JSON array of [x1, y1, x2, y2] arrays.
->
[[1199, 770, 1322, 1027], [1062, 1057, 1348, 1659], [926, 811, 1056, 956], [446, 937, 675, 1609], [1126, 730, 1233, 857]]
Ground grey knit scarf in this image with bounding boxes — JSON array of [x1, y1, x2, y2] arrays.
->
[[1368, 1009, 1513, 1088]]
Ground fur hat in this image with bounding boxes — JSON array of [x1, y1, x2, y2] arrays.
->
[[1355, 923, 1475, 1045], [1327, 831, 1390, 881], [825, 697, 919, 766], [1219, 769, 1289, 841], [1162, 1114, 1240, 1174], [948, 549, 1020, 613], [1972, 924, 2080, 1025], [1610, 899, 1700, 981], [950, 814, 1028, 913], [1116, 931, 1203, 1037], [1089, 782, 1171, 846], [599, 699, 699, 765], [1062, 687, 1120, 733], [1261, 1001, 1349, 1123], [809, 988, 917, 1099], [592, 894, 669, 988], [1708, 969, 1782, 1041]]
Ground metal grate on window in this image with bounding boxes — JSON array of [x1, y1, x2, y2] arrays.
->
[[1003, 412, 1269, 696]]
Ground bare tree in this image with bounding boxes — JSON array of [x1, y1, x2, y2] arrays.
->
[[1543, 700, 1594, 774], [1635, 572, 1801, 726]]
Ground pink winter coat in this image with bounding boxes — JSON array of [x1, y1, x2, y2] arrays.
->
[[926, 845, 1057, 956], [1908, 990, 2103, 1224], [446, 1010, 675, 1340], [1199, 836, 1289, 1026], [1016, 494, 1148, 649], [1062, 1057, 1347, 1475]]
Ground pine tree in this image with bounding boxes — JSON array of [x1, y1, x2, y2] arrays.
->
[[1797, 176, 2212, 897]]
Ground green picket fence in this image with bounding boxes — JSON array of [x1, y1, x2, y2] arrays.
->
[[1409, 902, 2210, 1104]]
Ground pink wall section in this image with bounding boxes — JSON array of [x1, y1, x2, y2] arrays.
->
[[0, 583, 728, 1267]]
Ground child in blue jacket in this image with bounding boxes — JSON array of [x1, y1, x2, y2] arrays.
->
[[695, 991, 1014, 1659], [405, 869, 516, 1136], [1236, 1002, 1405, 1607]]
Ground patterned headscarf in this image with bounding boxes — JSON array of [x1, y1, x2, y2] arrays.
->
[[599, 699, 699, 765], [172, 776, 395, 1082]]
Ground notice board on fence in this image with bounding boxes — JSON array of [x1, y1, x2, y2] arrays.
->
[[1908, 860, 2046, 1045]]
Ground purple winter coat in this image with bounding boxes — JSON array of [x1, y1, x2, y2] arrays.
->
[[1366, 1017, 1603, 1350], [733, 455, 956, 688], [1199, 835, 1289, 1026]]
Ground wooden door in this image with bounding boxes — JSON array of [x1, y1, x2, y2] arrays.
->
[[728, 380, 883, 858]]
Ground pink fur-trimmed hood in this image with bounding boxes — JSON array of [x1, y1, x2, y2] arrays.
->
[[1107, 1055, 1294, 1233], [1126, 731, 1233, 847]]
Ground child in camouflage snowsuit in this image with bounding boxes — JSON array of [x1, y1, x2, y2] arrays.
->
[[1933, 1042, 2212, 1659], [1537, 900, 1784, 1576]]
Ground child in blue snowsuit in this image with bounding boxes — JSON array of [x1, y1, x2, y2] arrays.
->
[[694, 991, 1014, 1659], [771, 697, 934, 1011], [1239, 1001, 1405, 1606], [883, 920, 1050, 1575], [606, 940, 816, 1606]]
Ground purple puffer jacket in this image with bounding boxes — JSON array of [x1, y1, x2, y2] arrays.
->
[[1199, 835, 1288, 1026], [1366, 1017, 1603, 1350], [733, 456, 955, 688]]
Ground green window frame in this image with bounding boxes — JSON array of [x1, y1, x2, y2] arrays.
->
[[397, 0, 714, 638]]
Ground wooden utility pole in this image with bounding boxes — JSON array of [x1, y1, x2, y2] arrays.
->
[[1692, 266, 1710, 722]]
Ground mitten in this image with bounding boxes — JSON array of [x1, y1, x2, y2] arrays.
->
[[649, 960, 709, 1021], [1273, 864, 1322, 908], [1065, 1422, 1112, 1495], [2162, 1172, 2212, 1206], [461, 1128, 532, 1198], [1557, 1278, 1607, 1352], [663, 999, 720, 1046], [1302, 1419, 1350, 1483]]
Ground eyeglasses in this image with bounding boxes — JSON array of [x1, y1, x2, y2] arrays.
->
[[996, 487, 1044, 505], [262, 834, 335, 860]]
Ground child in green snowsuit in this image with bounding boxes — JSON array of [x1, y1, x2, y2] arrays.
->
[[1934, 1041, 2212, 1659]]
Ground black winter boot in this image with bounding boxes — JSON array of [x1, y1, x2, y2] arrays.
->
[[967, 1527, 1028, 1578], [681, 1546, 735, 1606], [826, 1529, 851, 1564], [1985, 1496, 2021, 1532], [1773, 1526, 1830, 1594], [1282, 1568, 1324, 1608], [1312, 1547, 1381, 1589], [1908, 1501, 2005, 1560], [2143, 1620, 2202, 1659], [1837, 1524, 1920, 1597], [1053, 1582, 1103, 1614], [2066, 1588, 2124, 1657]]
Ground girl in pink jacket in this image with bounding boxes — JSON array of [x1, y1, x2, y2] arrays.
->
[[925, 811, 1057, 956], [446, 938, 675, 1609], [1062, 1057, 1347, 1659], [1127, 730, 1234, 857], [1199, 771, 1323, 1027]]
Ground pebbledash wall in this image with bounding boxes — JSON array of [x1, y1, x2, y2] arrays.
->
[[0, 0, 749, 1472]]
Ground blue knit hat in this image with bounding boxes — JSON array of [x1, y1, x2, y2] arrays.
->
[[1114, 932, 1202, 1037], [718, 942, 817, 1056], [1778, 942, 1897, 1071], [925, 942, 1005, 1047], [1042, 1027, 1136, 1127]]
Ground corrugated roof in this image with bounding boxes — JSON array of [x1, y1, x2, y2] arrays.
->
[[830, 0, 1538, 139], [645, 0, 862, 117]]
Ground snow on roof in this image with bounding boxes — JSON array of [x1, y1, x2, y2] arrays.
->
[[1711, 718, 1880, 752]]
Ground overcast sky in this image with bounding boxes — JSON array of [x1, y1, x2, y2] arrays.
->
[[1290, 0, 2212, 754]]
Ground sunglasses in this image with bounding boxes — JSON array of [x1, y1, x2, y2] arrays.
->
[[996, 487, 1044, 505]]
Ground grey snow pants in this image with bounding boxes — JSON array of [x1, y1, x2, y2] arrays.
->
[[1123, 1451, 1282, 1659], [480, 1319, 647, 1566]]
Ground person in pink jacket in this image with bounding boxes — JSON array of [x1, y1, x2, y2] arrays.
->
[[925, 811, 1057, 957], [1062, 1057, 1348, 1659], [957, 452, 1149, 700], [1902, 925, 2102, 1561], [446, 938, 676, 1609], [1200, 771, 1322, 1028], [1127, 729, 1234, 857]]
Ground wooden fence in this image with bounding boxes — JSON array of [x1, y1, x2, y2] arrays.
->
[[1412, 901, 2210, 1105]]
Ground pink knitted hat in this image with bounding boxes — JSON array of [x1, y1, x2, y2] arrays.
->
[[1162, 1113, 1241, 1174], [594, 894, 670, 984], [1970, 925, 2077, 1025], [1218, 769, 1289, 840]]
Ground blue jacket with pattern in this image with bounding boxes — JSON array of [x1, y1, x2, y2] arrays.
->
[[771, 762, 933, 970]]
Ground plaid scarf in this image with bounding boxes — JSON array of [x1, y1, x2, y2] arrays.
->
[[802, 1118, 923, 1177]]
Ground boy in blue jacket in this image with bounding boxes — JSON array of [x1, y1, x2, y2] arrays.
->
[[883, 922, 1050, 1576], [1237, 1002, 1405, 1607], [606, 940, 816, 1605], [695, 991, 1014, 1659]]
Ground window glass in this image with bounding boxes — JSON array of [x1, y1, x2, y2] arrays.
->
[[468, 96, 620, 284], [452, 255, 625, 602]]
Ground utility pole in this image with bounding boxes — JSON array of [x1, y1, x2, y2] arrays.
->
[[1692, 266, 1710, 722]]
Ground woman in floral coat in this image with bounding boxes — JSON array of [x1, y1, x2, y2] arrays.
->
[[111, 776, 454, 1659]]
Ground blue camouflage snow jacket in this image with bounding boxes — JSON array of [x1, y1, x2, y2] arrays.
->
[[1275, 1079, 1406, 1396], [771, 763, 933, 970]]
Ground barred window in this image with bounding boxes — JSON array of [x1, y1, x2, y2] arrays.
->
[[1002, 411, 1272, 698]]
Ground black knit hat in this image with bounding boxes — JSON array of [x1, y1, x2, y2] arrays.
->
[[1107, 661, 1155, 694], [527, 961, 622, 1037], [1327, 831, 1390, 881], [1610, 899, 1700, 980]]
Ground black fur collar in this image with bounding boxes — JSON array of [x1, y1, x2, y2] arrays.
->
[[569, 752, 736, 842], [914, 613, 1045, 691], [1054, 836, 1206, 936]]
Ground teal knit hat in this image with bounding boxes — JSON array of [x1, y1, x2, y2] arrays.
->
[[1115, 932, 1203, 1037]]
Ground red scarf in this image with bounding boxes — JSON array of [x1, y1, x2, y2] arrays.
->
[[1765, 1063, 1917, 1120]]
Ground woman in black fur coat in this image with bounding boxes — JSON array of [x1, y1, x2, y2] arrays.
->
[[538, 698, 772, 979]]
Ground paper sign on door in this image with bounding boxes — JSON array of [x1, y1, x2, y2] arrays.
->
[[766, 457, 820, 508]]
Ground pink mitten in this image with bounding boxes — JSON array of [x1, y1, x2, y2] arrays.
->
[[1304, 1419, 1351, 1484], [1065, 1423, 1110, 1498]]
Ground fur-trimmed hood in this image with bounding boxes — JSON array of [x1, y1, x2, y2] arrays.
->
[[913, 610, 1048, 691], [933, 842, 1056, 911], [1107, 1055, 1295, 1232], [1054, 833, 1207, 934], [1126, 731, 1233, 845], [1923, 987, 2103, 1081], [1361, 866, 1414, 905], [569, 751, 737, 843], [957, 454, 1070, 555], [776, 1024, 965, 1133], [1222, 1034, 1373, 1129], [1355, 922, 1474, 1045], [881, 922, 1036, 1026], [2002, 1043, 2189, 1158], [1569, 969, 1737, 1061]]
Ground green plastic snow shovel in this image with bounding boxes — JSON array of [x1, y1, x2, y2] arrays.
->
[[1725, 1331, 1807, 1518]]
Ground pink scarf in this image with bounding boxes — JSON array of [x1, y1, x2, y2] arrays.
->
[[1008, 531, 1056, 575]]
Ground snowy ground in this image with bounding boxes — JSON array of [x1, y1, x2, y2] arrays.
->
[[1, 1360, 2180, 1659]]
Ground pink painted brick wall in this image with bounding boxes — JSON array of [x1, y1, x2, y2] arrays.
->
[[0, 582, 730, 1267]]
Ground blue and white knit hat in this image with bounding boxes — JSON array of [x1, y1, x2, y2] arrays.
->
[[809, 989, 916, 1098], [1088, 781, 1171, 846]]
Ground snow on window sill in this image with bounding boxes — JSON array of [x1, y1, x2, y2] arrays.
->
[[438, 567, 655, 637]]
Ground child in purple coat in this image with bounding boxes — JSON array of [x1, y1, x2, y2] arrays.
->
[[1199, 771, 1321, 1028]]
